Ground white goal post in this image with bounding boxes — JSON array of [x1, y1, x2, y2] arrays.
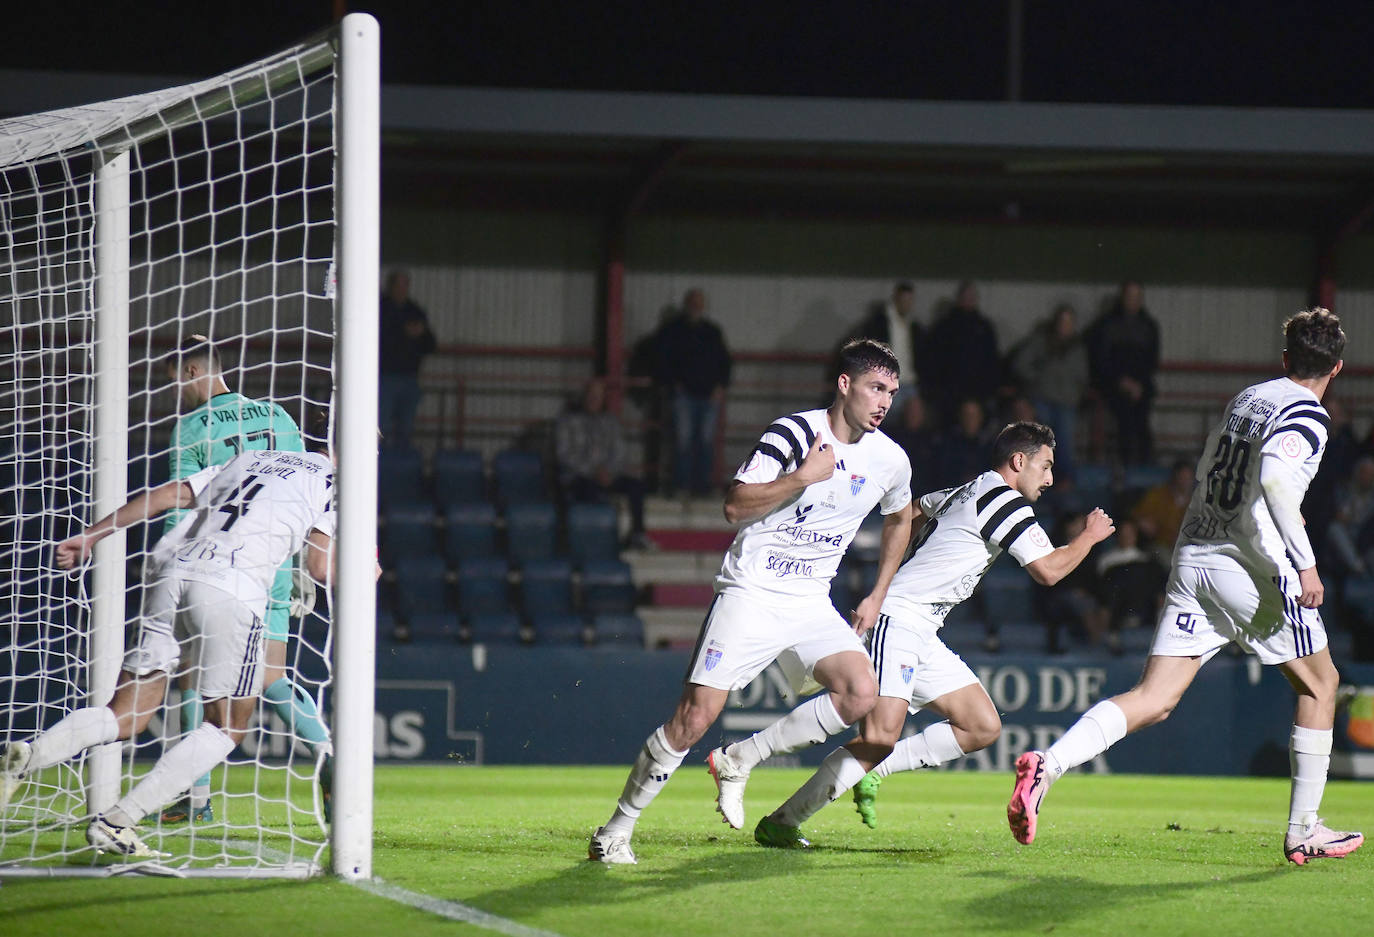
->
[[0, 13, 378, 878]]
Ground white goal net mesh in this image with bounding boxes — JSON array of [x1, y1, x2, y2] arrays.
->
[[1, 29, 341, 877]]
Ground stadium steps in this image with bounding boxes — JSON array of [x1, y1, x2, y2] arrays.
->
[[625, 495, 735, 646]]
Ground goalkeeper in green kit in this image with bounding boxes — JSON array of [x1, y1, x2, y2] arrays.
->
[[158, 335, 334, 823]]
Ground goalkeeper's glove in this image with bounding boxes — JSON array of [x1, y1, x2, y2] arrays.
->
[[290, 561, 318, 618]]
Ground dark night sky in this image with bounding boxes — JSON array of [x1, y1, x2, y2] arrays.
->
[[7, 1, 1373, 109]]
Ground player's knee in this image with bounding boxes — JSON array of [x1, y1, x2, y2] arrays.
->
[[835, 677, 878, 724], [963, 711, 1002, 752]]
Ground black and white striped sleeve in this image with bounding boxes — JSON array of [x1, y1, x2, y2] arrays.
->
[[975, 484, 1054, 564], [734, 413, 815, 484], [1264, 400, 1330, 463]]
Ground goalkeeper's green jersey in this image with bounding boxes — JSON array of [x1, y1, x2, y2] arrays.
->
[[165, 391, 303, 529]]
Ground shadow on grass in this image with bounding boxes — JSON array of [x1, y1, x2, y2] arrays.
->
[[960, 867, 1287, 929], [446, 830, 947, 920], [7, 879, 312, 920]]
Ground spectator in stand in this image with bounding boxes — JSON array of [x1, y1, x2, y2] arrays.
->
[[843, 281, 923, 412], [1325, 457, 1374, 578], [1087, 280, 1160, 465], [1095, 518, 1166, 656], [378, 270, 437, 449], [1130, 459, 1196, 560], [934, 397, 992, 489], [1034, 512, 1106, 654], [924, 280, 1001, 425], [1010, 303, 1089, 479], [555, 377, 651, 550], [885, 395, 939, 490], [1305, 396, 1360, 556], [656, 288, 732, 496]]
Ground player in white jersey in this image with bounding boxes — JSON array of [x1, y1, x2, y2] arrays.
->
[[754, 422, 1114, 846], [589, 339, 915, 864], [1008, 308, 1363, 866], [0, 442, 340, 858]]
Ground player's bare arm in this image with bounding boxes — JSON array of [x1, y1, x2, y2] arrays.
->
[[723, 433, 836, 524], [55, 480, 195, 569], [851, 502, 915, 635], [1024, 507, 1115, 586]]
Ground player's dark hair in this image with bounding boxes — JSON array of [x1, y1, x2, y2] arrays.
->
[[992, 421, 1056, 467], [1284, 307, 1345, 379], [163, 334, 222, 373], [893, 281, 914, 295], [837, 338, 899, 381]]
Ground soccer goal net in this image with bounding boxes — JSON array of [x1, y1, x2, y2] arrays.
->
[[0, 14, 378, 878]]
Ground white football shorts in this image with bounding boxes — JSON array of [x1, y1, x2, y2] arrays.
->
[[685, 589, 867, 691], [867, 612, 981, 708], [125, 576, 266, 699], [1149, 564, 1327, 666]]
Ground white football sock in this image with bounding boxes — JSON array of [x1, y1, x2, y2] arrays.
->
[[773, 746, 869, 827], [603, 726, 688, 836], [727, 694, 848, 770], [872, 721, 965, 778], [1043, 700, 1128, 779], [1287, 725, 1332, 837], [28, 707, 120, 772], [107, 723, 234, 827]]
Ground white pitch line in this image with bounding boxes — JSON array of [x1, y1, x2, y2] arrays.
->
[[351, 876, 567, 937]]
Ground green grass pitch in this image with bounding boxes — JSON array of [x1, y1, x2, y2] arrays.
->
[[5, 763, 1371, 936]]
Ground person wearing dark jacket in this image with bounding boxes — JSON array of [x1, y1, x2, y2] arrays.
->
[[379, 270, 437, 448], [656, 288, 732, 495], [1087, 280, 1160, 465]]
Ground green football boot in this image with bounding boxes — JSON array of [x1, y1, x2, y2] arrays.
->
[[754, 815, 812, 849], [853, 770, 882, 829]]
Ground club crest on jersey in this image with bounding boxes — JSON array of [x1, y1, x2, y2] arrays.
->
[[849, 473, 867, 496], [900, 664, 914, 684], [703, 644, 724, 672]]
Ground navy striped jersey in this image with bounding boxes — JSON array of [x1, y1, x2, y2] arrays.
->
[[716, 409, 912, 605], [1177, 376, 1328, 577], [882, 470, 1054, 634]]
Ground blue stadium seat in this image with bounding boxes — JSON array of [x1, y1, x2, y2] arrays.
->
[[382, 506, 440, 566], [444, 501, 499, 564], [465, 612, 524, 644], [566, 502, 620, 564], [1122, 462, 1171, 492], [433, 449, 487, 507], [394, 555, 450, 619], [580, 558, 637, 614], [407, 611, 460, 643], [592, 612, 646, 646], [492, 449, 548, 506], [457, 557, 512, 616], [378, 447, 429, 509], [520, 557, 575, 615], [505, 502, 558, 565], [529, 612, 591, 645], [980, 559, 1033, 626], [376, 606, 399, 643]]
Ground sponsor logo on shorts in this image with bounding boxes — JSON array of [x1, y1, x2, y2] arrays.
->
[[900, 664, 914, 684]]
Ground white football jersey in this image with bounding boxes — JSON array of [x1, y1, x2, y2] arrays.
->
[[151, 450, 336, 611], [715, 409, 912, 605], [882, 470, 1055, 636], [1176, 376, 1327, 579]]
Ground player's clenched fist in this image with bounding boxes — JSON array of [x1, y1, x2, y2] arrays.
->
[[1083, 507, 1115, 543], [55, 535, 95, 570], [794, 434, 836, 485]]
